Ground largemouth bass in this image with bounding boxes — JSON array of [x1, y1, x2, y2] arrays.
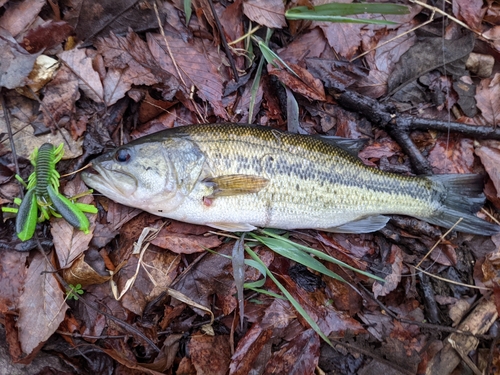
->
[[82, 123, 499, 235]]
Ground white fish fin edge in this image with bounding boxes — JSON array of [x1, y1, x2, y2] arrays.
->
[[209, 222, 257, 232], [321, 215, 390, 233]]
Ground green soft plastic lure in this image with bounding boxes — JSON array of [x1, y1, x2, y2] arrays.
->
[[3, 143, 98, 241]]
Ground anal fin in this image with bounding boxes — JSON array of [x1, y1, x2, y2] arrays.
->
[[209, 222, 257, 232], [203, 174, 269, 198], [321, 215, 389, 233]]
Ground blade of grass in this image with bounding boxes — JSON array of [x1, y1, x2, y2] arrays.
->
[[246, 247, 333, 346], [254, 36, 299, 78], [258, 230, 385, 283], [286, 3, 410, 23], [250, 234, 349, 284], [184, 0, 192, 25]]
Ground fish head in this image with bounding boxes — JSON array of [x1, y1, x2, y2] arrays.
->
[[82, 138, 203, 213]]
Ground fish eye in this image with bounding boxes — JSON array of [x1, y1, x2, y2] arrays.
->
[[115, 149, 131, 163]]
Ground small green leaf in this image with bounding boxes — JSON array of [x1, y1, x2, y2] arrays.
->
[[66, 284, 85, 300]]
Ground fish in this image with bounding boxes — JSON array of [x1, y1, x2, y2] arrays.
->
[[81, 123, 500, 236]]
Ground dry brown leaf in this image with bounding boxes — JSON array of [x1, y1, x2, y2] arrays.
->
[[263, 329, 320, 375], [278, 28, 327, 64], [452, 0, 486, 30], [475, 73, 500, 126], [230, 324, 273, 375], [17, 252, 68, 355], [475, 141, 500, 198], [0, 251, 28, 314], [268, 63, 326, 101], [152, 231, 221, 254], [117, 247, 181, 315], [373, 245, 403, 298], [62, 254, 110, 288], [0, 0, 45, 37], [95, 31, 161, 87], [147, 31, 228, 118], [41, 65, 80, 130], [102, 68, 131, 106], [59, 47, 104, 103], [51, 177, 96, 269], [428, 137, 475, 174], [0, 28, 40, 89], [319, 21, 364, 60], [188, 334, 231, 375], [243, 0, 286, 29]]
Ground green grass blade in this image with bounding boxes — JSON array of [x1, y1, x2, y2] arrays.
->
[[246, 247, 333, 346], [259, 230, 385, 283], [184, 0, 192, 25], [286, 3, 409, 25], [250, 233, 349, 283]]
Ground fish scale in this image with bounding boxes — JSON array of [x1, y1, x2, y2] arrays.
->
[[82, 123, 500, 235], [185, 126, 435, 221]]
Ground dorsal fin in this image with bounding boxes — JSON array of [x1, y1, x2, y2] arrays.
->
[[316, 135, 368, 157]]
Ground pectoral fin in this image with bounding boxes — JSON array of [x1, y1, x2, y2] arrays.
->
[[209, 222, 257, 232], [322, 215, 389, 233], [203, 174, 269, 198]]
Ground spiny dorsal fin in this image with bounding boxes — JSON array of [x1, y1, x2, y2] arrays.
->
[[316, 135, 368, 157]]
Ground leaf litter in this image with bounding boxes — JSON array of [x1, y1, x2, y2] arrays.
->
[[0, 0, 500, 374]]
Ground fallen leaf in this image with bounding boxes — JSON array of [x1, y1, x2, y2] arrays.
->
[[268, 63, 326, 101], [243, 0, 286, 29], [452, 0, 486, 30], [117, 246, 181, 315], [188, 334, 231, 375], [59, 47, 104, 103], [428, 136, 475, 174], [68, 0, 160, 43], [230, 324, 273, 375], [62, 254, 110, 288], [173, 243, 235, 309], [147, 30, 229, 118], [152, 231, 221, 254], [278, 28, 327, 64], [387, 32, 474, 96], [0, 251, 28, 314], [0, 28, 40, 89], [319, 21, 364, 60], [475, 73, 500, 126], [41, 65, 80, 130], [263, 329, 320, 375], [0, 0, 45, 37], [17, 252, 68, 355], [20, 20, 73, 54], [102, 68, 131, 106], [475, 141, 500, 197], [373, 245, 403, 298]]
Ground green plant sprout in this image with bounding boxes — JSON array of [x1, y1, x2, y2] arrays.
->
[[2, 143, 98, 241], [65, 284, 84, 300]]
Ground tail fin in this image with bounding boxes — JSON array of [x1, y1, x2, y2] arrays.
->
[[423, 174, 499, 236]]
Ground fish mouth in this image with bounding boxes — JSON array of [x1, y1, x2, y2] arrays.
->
[[82, 163, 138, 198]]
